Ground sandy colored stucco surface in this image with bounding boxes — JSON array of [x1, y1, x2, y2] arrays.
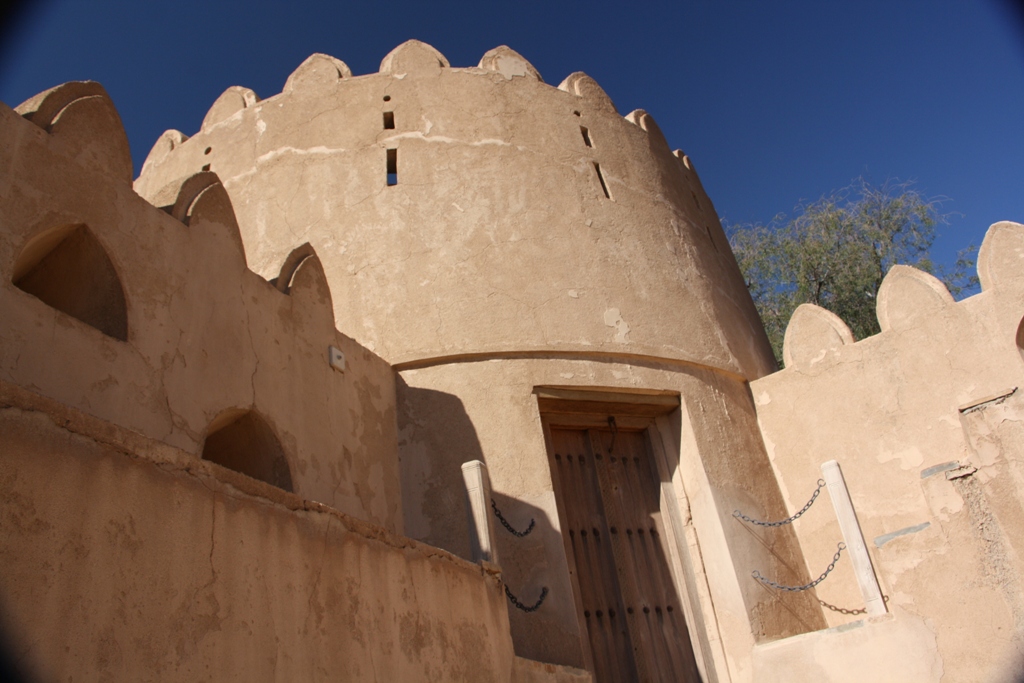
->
[[1, 39, 1022, 683]]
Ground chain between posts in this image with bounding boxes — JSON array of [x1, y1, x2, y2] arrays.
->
[[752, 543, 846, 592], [733, 479, 826, 527], [491, 495, 544, 613], [819, 594, 887, 615], [491, 498, 535, 537], [505, 585, 549, 612], [819, 599, 865, 615]]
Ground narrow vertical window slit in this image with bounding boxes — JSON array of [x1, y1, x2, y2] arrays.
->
[[387, 148, 398, 186], [383, 111, 395, 129], [594, 162, 611, 199], [580, 126, 592, 147], [705, 225, 719, 252]]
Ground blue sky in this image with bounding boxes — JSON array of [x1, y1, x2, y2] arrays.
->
[[2, 0, 1022, 274]]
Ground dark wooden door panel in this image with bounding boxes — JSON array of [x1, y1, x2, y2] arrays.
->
[[551, 428, 638, 683], [551, 425, 701, 683]]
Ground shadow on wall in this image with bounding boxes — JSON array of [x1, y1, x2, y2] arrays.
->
[[11, 223, 128, 341], [0, 618, 31, 683], [490, 490, 588, 668], [396, 376, 484, 559], [396, 377, 588, 667], [201, 409, 294, 493]]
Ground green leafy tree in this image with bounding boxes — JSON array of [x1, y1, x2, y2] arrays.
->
[[728, 179, 978, 365]]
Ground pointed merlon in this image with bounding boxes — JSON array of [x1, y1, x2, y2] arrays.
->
[[284, 54, 352, 95], [272, 242, 317, 293], [673, 149, 696, 173], [379, 40, 449, 76], [557, 72, 618, 114], [625, 109, 670, 150], [289, 250, 335, 316], [140, 129, 189, 178], [977, 221, 1024, 293], [170, 171, 219, 224], [16, 81, 103, 127], [782, 303, 855, 371], [673, 149, 712, 204], [478, 46, 543, 82], [273, 244, 336, 330], [14, 81, 132, 184], [876, 265, 954, 333], [167, 171, 240, 243], [171, 171, 248, 268], [202, 86, 260, 132], [624, 109, 650, 130]]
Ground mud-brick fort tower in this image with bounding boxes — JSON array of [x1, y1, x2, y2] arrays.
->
[[2, 40, 1024, 683]]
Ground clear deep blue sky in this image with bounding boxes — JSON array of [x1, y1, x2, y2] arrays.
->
[[2, 0, 1022, 273]]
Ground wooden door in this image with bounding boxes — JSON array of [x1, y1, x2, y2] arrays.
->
[[549, 424, 701, 683]]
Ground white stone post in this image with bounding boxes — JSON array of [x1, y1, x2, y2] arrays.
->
[[462, 460, 499, 565], [821, 460, 886, 616]]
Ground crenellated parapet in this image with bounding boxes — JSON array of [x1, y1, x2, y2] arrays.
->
[[133, 40, 775, 380], [0, 87, 403, 531], [780, 222, 1024, 373], [749, 221, 1024, 678]]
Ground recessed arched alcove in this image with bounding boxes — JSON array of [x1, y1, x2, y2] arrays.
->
[[201, 410, 294, 492], [12, 224, 128, 341]]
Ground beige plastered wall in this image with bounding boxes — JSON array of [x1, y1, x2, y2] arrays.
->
[[132, 41, 800, 678], [0, 89, 402, 532], [749, 222, 1024, 682], [0, 383, 521, 682], [1, 76, 599, 683]]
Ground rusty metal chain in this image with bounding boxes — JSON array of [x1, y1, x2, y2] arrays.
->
[[733, 479, 826, 527], [819, 593, 888, 615], [752, 542, 845, 592], [505, 585, 548, 612], [491, 498, 535, 537], [819, 599, 865, 615]]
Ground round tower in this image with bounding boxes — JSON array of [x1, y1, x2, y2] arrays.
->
[[136, 41, 817, 679], [136, 41, 772, 377]]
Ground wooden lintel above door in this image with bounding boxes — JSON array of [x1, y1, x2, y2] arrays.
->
[[534, 386, 680, 418]]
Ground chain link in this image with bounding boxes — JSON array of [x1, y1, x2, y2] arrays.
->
[[819, 594, 888, 615], [752, 542, 846, 592], [734, 479, 826, 527], [819, 599, 865, 616], [491, 498, 535, 537], [505, 585, 549, 612]]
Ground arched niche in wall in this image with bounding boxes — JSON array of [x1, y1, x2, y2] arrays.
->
[[12, 223, 128, 341], [201, 410, 294, 493]]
